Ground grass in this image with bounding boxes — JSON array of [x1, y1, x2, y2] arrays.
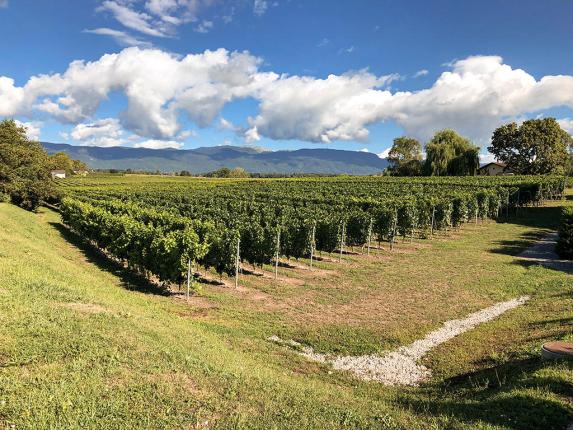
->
[[0, 192, 572, 429]]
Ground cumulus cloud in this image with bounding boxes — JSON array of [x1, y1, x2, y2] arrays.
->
[[68, 118, 134, 147], [386, 56, 573, 143], [3, 50, 573, 147], [248, 72, 397, 143], [70, 118, 123, 141], [0, 47, 273, 140], [413, 69, 428, 78], [15, 120, 41, 141]]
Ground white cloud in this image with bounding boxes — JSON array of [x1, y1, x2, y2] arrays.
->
[[413, 69, 428, 78], [378, 148, 391, 159], [219, 117, 237, 131], [317, 38, 329, 48], [133, 139, 183, 149], [15, 120, 41, 141], [3, 51, 573, 147], [253, 0, 268, 16], [244, 126, 260, 143], [194, 20, 213, 33], [83, 28, 152, 47], [70, 118, 122, 140], [358, 148, 369, 152], [176, 129, 196, 140], [479, 153, 497, 164], [69, 118, 126, 147], [248, 72, 397, 143], [386, 56, 573, 143], [0, 47, 273, 140], [97, 1, 170, 37], [558, 118, 573, 135]]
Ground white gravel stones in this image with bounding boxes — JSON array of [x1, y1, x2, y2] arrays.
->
[[269, 296, 530, 386]]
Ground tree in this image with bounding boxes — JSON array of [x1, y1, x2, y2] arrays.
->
[[229, 167, 250, 178], [425, 129, 479, 176], [488, 118, 572, 175], [48, 152, 74, 173], [0, 119, 53, 210], [387, 136, 423, 176]]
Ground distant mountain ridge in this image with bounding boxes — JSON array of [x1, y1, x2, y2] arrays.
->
[[41, 142, 388, 175]]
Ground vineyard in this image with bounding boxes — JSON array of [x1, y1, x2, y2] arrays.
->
[[56, 175, 566, 292]]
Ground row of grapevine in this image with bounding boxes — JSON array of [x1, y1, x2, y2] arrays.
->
[[56, 175, 565, 289]]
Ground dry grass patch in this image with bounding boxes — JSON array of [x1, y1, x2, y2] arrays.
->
[[58, 302, 108, 314]]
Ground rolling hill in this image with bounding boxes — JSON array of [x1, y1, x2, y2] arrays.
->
[[41, 142, 388, 175]]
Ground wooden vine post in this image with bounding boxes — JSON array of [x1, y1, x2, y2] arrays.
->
[[367, 217, 373, 255], [275, 228, 280, 280], [235, 237, 240, 288], [339, 221, 346, 262], [516, 189, 521, 216], [309, 223, 316, 270], [430, 207, 435, 238], [186, 257, 192, 300], [390, 209, 398, 251]]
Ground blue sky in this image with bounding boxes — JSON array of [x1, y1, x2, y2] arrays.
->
[[1, 0, 572, 157]]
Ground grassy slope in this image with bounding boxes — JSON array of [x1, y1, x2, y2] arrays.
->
[[0, 193, 572, 429]]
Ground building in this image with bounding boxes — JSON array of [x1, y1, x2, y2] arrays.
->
[[478, 162, 511, 176], [50, 170, 66, 179]]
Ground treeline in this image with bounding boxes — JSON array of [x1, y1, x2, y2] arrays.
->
[[387, 119, 573, 177], [0, 119, 87, 211]]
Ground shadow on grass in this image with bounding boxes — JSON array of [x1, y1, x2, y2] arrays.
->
[[487, 204, 573, 275], [49, 221, 172, 296], [397, 356, 573, 429]]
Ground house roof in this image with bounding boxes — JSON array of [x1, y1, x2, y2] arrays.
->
[[51, 170, 66, 174], [478, 162, 506, 170]]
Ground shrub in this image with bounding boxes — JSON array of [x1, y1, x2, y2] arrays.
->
[[556, 207, 573, 259]]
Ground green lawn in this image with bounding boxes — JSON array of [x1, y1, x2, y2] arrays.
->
[[0, 194, 572, 429]]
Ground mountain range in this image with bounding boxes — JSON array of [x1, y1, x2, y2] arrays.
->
[[41, 142, 389, 175]]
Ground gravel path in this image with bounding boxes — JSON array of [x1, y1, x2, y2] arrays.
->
[[518, 232, 573, 275], [269, 296, 529, 386]]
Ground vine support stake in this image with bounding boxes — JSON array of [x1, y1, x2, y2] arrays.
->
[[235, 237, 240, 288], [430, 207, 435, 238], [367, 217, 373, 256], [339, 221, 346, 262], [186, 258, 191, 300], [275, 228, 280, 280], [390, 210, 397, 251], [309, 223, 316, 270]]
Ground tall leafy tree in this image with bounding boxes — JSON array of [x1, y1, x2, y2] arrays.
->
[[425, 129, 479, 176], [488, 118, 572, 175], [387, 136, 423, 176], [0, 119, 53, 210]]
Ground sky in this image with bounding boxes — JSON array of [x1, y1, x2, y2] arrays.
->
[[1, 0, 573, 159]]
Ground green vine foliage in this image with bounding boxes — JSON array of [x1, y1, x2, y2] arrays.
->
[[59, 175, 565, 285]]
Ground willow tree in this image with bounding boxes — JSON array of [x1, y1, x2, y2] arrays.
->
[[425, 129, 479, 176]]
